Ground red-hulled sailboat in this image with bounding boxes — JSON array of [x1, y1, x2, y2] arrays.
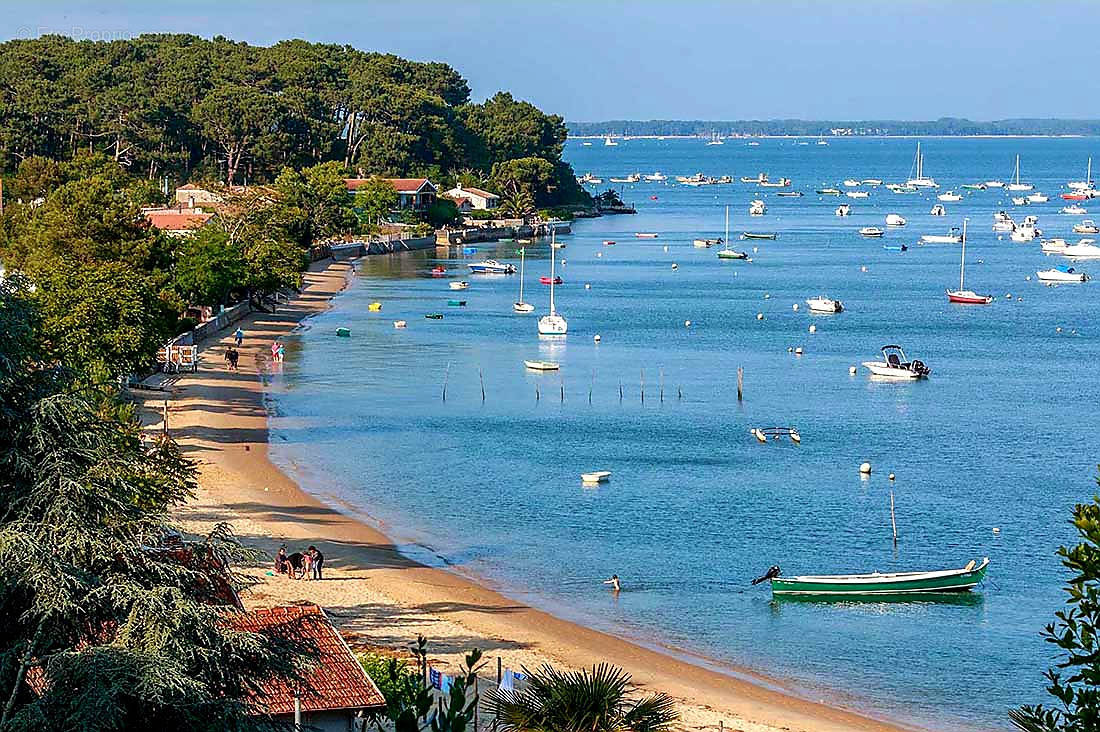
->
[[946, 219, 993, 305]]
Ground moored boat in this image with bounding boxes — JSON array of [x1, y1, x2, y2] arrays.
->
[[946, 220, 992, 304], [523, 359, 559, 371], [805, 296, 843, 313], [1073, 219, 1100, 234], [862, 344, 930, 379], [835, 204, 851, 217], [930, 204, 946, 216], [859, 226, 884, 237], [1037, 266, 1090, 283], [758, 558, 990, 596], [920, 227, 963, 244], [468, 259, 516, 274], [937, 190, 962, 202], [885, 213, 907, 227], [635, 232, 659, 238], [449, 281, 469, 290], [740, 231, 777, 240], [539, 275, 563, 285]]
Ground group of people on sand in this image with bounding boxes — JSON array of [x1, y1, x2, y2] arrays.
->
[[275, 545, 325, 580]]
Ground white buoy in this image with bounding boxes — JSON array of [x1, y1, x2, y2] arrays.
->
[[756, 312, 764, 320], [787, 346, 793, 353], [684, 320, 691, 327], [1025, 275, 1031, 281], [663, 245, 669, 252], [1005, 293, 1012, 299], [764, 293, 770, 299], [859, 462, 872, 475], [992, 527, 1001, 535], [671, 263, 679, 270], [794, 346, 803, 355], [809, 324, 817, 334], [752, 246, 759, 253], [860, 265, 868, 272], [888, 473, 896, 481], [594, 334, 601, 343], [585, 283, 591, 290], [793, 303, 799, 311], [1057, 326, 1063, 333], [596, 252, 603, 258], [849, 365, 857, 375]]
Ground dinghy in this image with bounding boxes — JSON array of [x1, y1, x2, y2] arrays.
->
[[755, 558, 989, 596], [524, 360, 559, 371], [740, 232, 777, 240]]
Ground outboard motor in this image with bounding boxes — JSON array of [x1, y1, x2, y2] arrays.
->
[[752, 565, 782, 585], [911, 359, 929, 376]]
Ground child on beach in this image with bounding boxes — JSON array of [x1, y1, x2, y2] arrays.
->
[[275, 547, 289, 576], [301, 550, 314, 580], [234, 327, 244, 346]]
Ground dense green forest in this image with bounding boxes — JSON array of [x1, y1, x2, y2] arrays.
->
[[0, 34, 586, 204], [568, 118, 1100, 137]]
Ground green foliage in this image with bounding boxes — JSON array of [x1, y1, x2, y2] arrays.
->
[[491, 157, 557, 207], [353, 176, 400, 230], [275, 161, 358, 244], [374, 636, 483, 732], [427, 199, 460, 227], [486, 662, 679, 732], [595, 189, 626, 209], [0, 279, 316, 730], [358, 652, 422, 710], [172, 227, 246, 307], [1011, 493, 1100, 732]]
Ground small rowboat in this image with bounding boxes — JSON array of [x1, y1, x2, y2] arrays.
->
[[740, 232, 778, 240], [859, 227, 884, 237], [603, 240, 616, 246], [581, 470, 612, 484], [425, 313, 444, 320], [540, 276, 563, 285], [524, 360, 559, 371], [447, 300, 466, 307], [757, 558, 989, 596], [335, 327, 351, 338], [368, 302, 383, 312], [449, 281, 469, 290], [635, 232, 659, 238], [431, 266, 446, 276]]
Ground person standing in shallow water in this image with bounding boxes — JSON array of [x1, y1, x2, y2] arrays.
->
[[603, 574, 621, 592]]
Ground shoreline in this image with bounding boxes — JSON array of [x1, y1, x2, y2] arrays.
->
[[161, 258, 931, 732]]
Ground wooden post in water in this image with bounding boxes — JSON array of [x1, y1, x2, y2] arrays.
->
[[497, 657, 502, 684], [536, 384, 540, 401], [479, 367, 485, 402], [737, 366, 744, 401], [443, 362, 451, 402], [659, 368, 664, 403], [619, 380, 623, 402], [640, 369, 645, 404], [560, 375, 564, 403], [589, 368, 595, 404], [677, 386, 683, 400], [890, 490, 898, 545]]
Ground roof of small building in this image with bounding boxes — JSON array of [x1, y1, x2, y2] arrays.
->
[[345, 178, 436, 194], [229, 604, 386, 716], [145, 210, 214, 231], [445, 196, 472, 208], [450, 185, 499, 200]]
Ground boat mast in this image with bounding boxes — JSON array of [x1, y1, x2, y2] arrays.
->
[[518, 246, 525, 303], [1089, 156, 1093, 186], [724, 204, 729, 250], [959, 218, 968, 290], [548, 229, 556, 316], [1014, 154, 1020, 185]]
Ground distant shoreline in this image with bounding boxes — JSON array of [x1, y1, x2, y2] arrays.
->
[[568, 134, 1093, 140]]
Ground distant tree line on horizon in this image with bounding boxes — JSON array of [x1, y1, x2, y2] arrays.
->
[[0, 34, 588, 206], [567, 118, 1100, 137]]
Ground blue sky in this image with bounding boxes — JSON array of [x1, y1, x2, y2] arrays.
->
[[3, 0, 1095, 121]]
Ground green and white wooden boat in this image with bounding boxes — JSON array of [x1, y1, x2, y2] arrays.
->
[[765, 558, 989, 596]]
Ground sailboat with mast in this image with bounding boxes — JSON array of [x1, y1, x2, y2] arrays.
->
[[537, 230, 567, 335], [946, 219, 993, 304], [1007, 154, 1033, 191], [1066, 157, 1095, 195], [513, 246, 535, 313], [906, 142, 938, 188], [717, 205, 749, 260]]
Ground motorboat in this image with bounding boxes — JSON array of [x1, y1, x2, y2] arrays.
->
[[1028, 192, 1049, 203], [937, 191, 962, 202], [1011, 197, 1029, 206], [946, 220, 992, 304], [717, 206, 750, 260], [862, 178, 884, 185], [603, 240, 616, 246], [759, 177, 792, 188], [1006, 154, 1033, 191], [1010, 224, 1039, 242], [920, 227, 963, 245], [845, 191, 869, 199], [677, 173, 706, 184], [537, 230, 567, 336], [468, 259, 516, 274], [885, 213, 907, 227], [749, 199, 767, 216], [805, 296, 843, 313], [693, 238, 721, 248], [835, 204, 851, 216], [1062, 192, 1089, 201], [524, 360, 559, 371], [883, 243, 908, 252], [431, 265, 447, 276], [740, 231, 777, 240], [635, 232, 659, 238], [449, 281, 469, 290], [776, 191, 804, 197], [761, 558, 988, 596], [540, 276, 563, 285], [906, 142, 938, 188], [1040, 238, 1069, 254], [1061, 238, 1100, 259], [816, 188, 842, 195], [1036, 266, 1090, 283], [843, 179, 861, 188], [581, 471, 612, 484], [859, 227, 884, 237], [889, 184, 919, 194], [741, 172, 768, 184], [984, 180, 1005, 188], [862, 345, 931, 379], [644, 172, 667, 182], [1062, 204, 1088, 215], [609, 173, 641, 183], [1074, 219, 1100, 234], [961, 183, 987, 190], [930, 204, 946, 216], [992, 211, 1015, 232]]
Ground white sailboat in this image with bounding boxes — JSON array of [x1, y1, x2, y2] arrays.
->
[[604, 135, 618, 147], [537, 231, 567, 335], [513, 247, 535, 313], [1068, 157, 1094, 191], [946, 220, 992, 304], [906, 142, 938, 188], [717, 206, 749, 260], [1007, 154, 1033, 191]]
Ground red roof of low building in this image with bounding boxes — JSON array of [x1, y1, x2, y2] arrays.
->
[[146, 210, 213, 231], [344, 178, 435, 194], [446, 196, 472, 208], [457, 186, 499, 199], [229, 604, 385, 716]]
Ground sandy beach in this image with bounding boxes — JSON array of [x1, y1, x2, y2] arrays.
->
[[154, 258, 920, 732]]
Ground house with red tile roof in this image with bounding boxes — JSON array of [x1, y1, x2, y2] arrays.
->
[[229, 604, 386, 730], [443, 184, 500, 210], [344, 178, 437, 210], [444, 195, 473, 212], [145, 208, 214, 236]]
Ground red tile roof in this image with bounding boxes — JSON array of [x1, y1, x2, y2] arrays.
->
[[146, 210, 213, 231], [446, 196, 472, 208], [344, 178, 435, 194], [229, 604, 385, 715]]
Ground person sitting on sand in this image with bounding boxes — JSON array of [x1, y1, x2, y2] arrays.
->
[[603, 574, 621, 592], [275, 546, 289, 576], [308, 545, 324, 580]]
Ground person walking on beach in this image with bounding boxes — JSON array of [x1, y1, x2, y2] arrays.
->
[[603, 574, 621, 593], [225, 347, 239, 371], [301, 549, 314, 581], [234, 327, 244, 347], [308, 545, 324, 580]]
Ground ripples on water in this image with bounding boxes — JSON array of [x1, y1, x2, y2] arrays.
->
[[268, 137, 1100, 731]]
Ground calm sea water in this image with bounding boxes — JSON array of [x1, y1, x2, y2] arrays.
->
[[267, 137, 1100, 731]]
